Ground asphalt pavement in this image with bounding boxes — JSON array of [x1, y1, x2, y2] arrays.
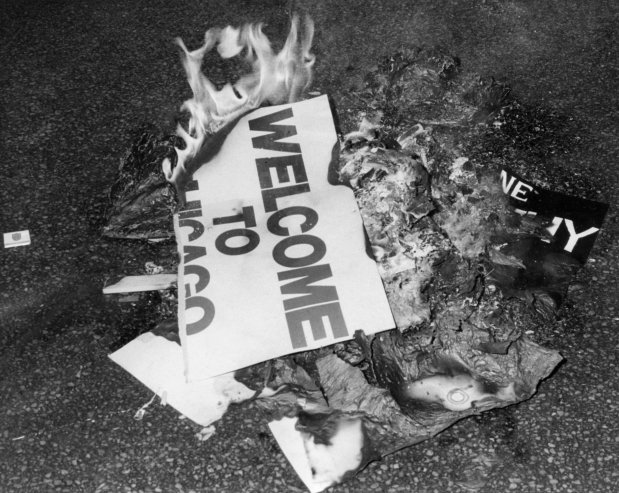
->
[[1, 0, 617, 492]]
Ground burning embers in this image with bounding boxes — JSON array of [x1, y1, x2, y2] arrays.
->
[[162, 16, 315, 189]]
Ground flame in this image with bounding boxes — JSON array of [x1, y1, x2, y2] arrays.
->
[[163, 15, 315, 187]]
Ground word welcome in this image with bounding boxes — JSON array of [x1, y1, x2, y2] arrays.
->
[[248, 108, 348, 348]]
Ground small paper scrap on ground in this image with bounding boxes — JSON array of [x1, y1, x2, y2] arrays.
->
[[102, 274, 177, 294], [3, 230, 31, 248]]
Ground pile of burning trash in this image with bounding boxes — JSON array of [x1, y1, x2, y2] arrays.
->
[[103, 17, 607, 491]]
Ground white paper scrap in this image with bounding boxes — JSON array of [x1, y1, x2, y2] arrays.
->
[[3, 230, 31, 248], [102, 274, 177, 294], [269, 416, 365, 492], [109, 332, 254, 426], [269, 417, 331, 493]]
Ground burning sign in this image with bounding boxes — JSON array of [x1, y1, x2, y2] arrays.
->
[[159, 16, 393, 380], [163, 15, 315, 190], [175, 95, 394, 380], [110, 16, 393, 434]]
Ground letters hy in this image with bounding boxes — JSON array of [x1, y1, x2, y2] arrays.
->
[[500, 170, 599, 254]]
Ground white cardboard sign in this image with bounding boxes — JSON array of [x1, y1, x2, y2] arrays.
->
[[176, 95, 394, 380]]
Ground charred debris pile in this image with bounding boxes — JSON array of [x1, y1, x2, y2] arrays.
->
[[103, 48, 605, 475]]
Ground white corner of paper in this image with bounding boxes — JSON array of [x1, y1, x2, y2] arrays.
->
[[109, 332, 254, 427]]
